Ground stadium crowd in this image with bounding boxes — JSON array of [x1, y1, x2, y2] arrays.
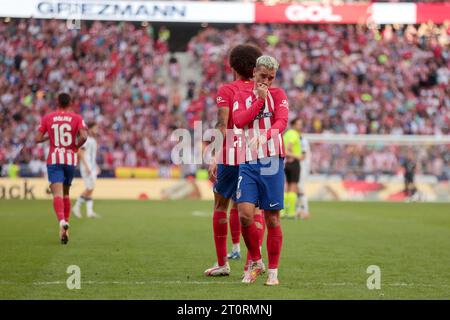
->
[[0, 19, 449, 179], [0, 19, 181, 177]]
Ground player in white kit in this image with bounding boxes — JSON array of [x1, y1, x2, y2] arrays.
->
[[72, 122, 100, 218], [296, 134, 311, 220]]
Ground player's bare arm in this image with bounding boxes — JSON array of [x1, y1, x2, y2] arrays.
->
[[76, 127, 88, 149], [208, 108, 230, 182], [209, 107, 230, 182], [215, 107, 229, 138], [34, 131, 48, 143]]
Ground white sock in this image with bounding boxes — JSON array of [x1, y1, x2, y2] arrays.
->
[[301, 195, 309, 213], [86, 199, 94, 215], [59, 219, 67, 227], [232, 243, 240, 253], [268, 268, 278, 278], [74, 196, 85, 208]]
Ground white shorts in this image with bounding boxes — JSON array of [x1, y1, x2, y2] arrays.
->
[[81, 171, 96, 190]]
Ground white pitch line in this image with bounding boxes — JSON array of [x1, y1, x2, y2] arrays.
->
[[32, 280, 242, 285], [29, 281, 450, 288], [191, 211, 211, 217]]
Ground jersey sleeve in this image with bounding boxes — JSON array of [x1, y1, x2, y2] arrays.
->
[[216, 86, 232, 109], [266, 89, 289, 140], [77, 116, 87, 132], [37, 116, 47, 133], [232, 91, 265, 128]]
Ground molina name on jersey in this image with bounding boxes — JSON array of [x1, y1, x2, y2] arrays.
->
[[38, 111, 86, 165]]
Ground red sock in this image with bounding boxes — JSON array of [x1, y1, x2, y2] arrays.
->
[[213, 211, 228, 266], [63, 196, 71, 222], [244, 212, 265, 271], [53, 196, 65, 222], [261, 211, 266, 245], [245, 250, 252, 271], [241, 222, 261, 262], [254, 212, 265, 247], [267, 224, 283, 269], [229, 207, 240, 245]]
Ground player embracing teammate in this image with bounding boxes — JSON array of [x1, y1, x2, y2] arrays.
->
[[233, 56, 288, 285], [204, 44, 266, 277]]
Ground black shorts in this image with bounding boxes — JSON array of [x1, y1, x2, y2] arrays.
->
[[405, 174, 414, 184], [284, 159, 300, 184]]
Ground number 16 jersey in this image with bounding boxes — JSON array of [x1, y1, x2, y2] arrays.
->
[[37, 111, 87, 166]]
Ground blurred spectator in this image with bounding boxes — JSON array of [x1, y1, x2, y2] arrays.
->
[[0, 19, 182, 177], [186, 22, 449, 179], [168, 55, 181, 82]]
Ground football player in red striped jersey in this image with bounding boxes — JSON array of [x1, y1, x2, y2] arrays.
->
[[35, 93, 88, 244]]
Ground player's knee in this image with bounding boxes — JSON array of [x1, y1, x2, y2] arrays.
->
[[214, 196, 230, 211], [265, 214, 280, 228], [239, 211, 253, 227]]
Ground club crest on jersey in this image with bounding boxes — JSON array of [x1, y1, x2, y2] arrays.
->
[[216, 96, 225, 104]]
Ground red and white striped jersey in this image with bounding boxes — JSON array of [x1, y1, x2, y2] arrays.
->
[[232, 87, 289, 163], [216, 79, 254, 166], [37, 111, 86, 166]]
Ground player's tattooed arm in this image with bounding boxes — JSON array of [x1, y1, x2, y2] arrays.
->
[[215, 107, 229, 138], [208, 107, 229, 182]]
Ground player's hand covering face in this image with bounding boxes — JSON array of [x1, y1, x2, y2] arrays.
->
[[254, 65, 276, 92]]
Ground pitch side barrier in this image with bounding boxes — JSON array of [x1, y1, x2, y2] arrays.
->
[[0, 177, 448, 202], [0, 1, 449, 24]]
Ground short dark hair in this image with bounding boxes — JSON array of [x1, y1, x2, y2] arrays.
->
[[229, 44, 263, 79], [58, 93, 71, 108], [290, 117, 302, 127]]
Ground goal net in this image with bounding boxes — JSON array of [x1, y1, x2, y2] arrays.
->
[[300, 134, 450, 202]]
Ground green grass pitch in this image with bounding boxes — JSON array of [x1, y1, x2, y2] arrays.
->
[[0, 200, 449, 299]]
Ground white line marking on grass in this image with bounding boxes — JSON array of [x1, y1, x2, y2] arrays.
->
[[32, 280, 242, 286], [30, 281, 450, 288], [192, 211, 211, 217]]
